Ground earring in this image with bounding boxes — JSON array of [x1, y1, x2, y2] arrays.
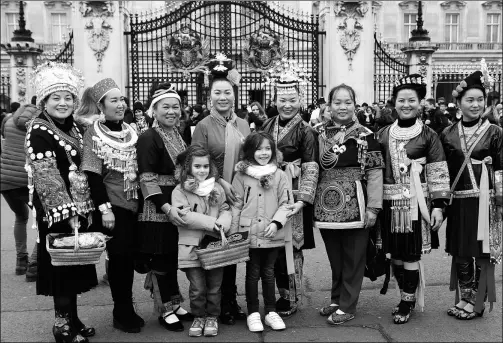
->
[[98, 111, 106, 123]]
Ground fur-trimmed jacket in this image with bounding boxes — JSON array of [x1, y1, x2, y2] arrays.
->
[[172, 181, 232, 268], [231, 161, 293, 249]]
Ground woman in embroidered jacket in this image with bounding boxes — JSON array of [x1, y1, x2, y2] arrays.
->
[[261, 59, 319, 317], [25, 62, 96, 343], [314, 84, 384, 325], [81, 78, 143, 334], [441, 69, 502, 320], [135, 83, 193, 332], [172, 146, 232, 337], [378, 74, 451, 325], [191, 53, 250, 324]]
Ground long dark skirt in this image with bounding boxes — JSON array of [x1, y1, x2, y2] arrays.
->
[[301, 205, 315, 250], [446, 197, 488, 258], [380, 199, 439, 260], [37, 218, 98, 296], [92, 205, 138, 255]]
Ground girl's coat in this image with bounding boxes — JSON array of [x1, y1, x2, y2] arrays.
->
[[231, 162, 293, 249], [172, 182, 232, 268]]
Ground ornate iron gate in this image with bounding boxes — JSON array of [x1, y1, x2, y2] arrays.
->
[[125, 1, 320, 109], [51, 31, 74, 65], [373, 33, 409, 102]]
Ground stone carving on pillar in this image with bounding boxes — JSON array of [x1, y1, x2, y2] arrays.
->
[[334, 1, 368, 70], [79, 1, 115, 73], [16, 65, 26, 104], [417, 54, 428, 79]]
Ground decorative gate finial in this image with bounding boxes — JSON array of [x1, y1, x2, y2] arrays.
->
[[163, 24, 210, 81], [243, 25, 286, 75]]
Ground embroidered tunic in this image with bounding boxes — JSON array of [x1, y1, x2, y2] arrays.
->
[[25, 113, 97, 296], [136, 127, 188, 254], [378, 119, 451, 257], [261, 114, 319, 250], [440, 119, 502, 263], [314, 121, 384, 230]]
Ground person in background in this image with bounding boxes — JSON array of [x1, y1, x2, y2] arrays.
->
[[375, 99, 397, 131], [1, 102, 21, 137], [309, 97, 326, 126], [74, 87, 101, 129], [266, 99, 279, 119], [357, 105, 376, 131], [130, 101, 151, 135], [378, 100, 385, 110], [430, 100, 450, 135], [1, 97, 41, 282], [123, 96, 134, 124], [249, 101, 268, 132], [189, 103, 206, 128], [422, 98, 437, 125]]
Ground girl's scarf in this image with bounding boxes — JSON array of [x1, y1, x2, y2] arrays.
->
[[183, 177, 219, 205], [235, 161, 277, 189], [210, 110, 245, 183]]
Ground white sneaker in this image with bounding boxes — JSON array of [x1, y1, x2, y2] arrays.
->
[[265, 311, 286, 330], [246, 312, 264, 332]]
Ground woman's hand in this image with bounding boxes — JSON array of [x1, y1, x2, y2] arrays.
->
[[219, 179, 238, 205], [168, 207, 188, 226], [264, 222, 278, 238], [68, 215, 80, 232], [364, 210, 378, 229], [286, 202, 304, 218], [430, 208, 443, 231], [102, 211, 115, 231]]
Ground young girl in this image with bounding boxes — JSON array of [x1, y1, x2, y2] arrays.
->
[[231, 132, 293, 332], [172, 146, 232, 337]]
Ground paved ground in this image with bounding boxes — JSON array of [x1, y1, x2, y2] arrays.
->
[[1, 196, 501, 342]]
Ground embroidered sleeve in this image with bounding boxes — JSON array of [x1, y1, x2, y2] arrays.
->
[[298, 161, 319, 205], [25, 126, 76, 227], [272, 171, 293, 226], [495, 170, 502, 206], [365, 168, 383, 209], [81, 127, 103, 175], [139, 172, 163, 199], [364, 151, 385, 170], [494, 128, 502, 205], [426, 161, 451, 200]]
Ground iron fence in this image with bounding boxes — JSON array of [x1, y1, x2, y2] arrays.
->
[[374, 32, 410, 103], [125, 1, 321, 109], [0, 74, 11, 112], [51, 31, 74, 65]]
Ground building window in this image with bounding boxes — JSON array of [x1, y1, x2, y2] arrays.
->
[[5, 13, 19, 41], [444, 13, 459, 42], [403, 13, 417, 39], [50, 13, 67, 43], [486, 13, 501, 42]]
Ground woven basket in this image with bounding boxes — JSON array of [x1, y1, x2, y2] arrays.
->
[[195, 230, 250, 270], [46, 226, 106, 266]]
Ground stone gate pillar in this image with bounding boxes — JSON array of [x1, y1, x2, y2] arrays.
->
[[319, 0, 374, 103], [72, 1, 128, 91], [0, 1, 42, 105], [400, 1, 438, 99]]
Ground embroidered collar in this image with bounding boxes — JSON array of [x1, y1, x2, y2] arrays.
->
[[273, 114, 302, 143]]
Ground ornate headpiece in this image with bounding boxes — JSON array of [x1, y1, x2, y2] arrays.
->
[[90, 78, 120, 103], [452, 59, 494, 99], [31, 61, 84, 108], [392, 74, 427, 99], [266, 58, 309, 107], [207, 52, 241, 87], [146, 84, 181, 118]]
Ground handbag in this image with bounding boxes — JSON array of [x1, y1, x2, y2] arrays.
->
[[364, 224, 391, 295], [195, 230, 250, 270]]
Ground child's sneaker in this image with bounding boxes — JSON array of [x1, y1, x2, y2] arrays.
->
[[247, 312, 264, 332], [203, 316, 218, 337], [265, 311, 286, 330], [189, 317, 205, 337]]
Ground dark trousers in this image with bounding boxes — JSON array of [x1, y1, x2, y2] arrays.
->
[[220, 264, 238, 313], [185, 267, 224, 317], [320, 228, 369, 314], [137, 252, 181, 304], [246, 248, 280, 314]]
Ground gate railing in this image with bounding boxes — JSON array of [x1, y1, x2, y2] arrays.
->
[[51, 31, 74, 65], [125, 1, 320, 109], [374, 32, 409, 102], [39, 31, 74, 65]]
